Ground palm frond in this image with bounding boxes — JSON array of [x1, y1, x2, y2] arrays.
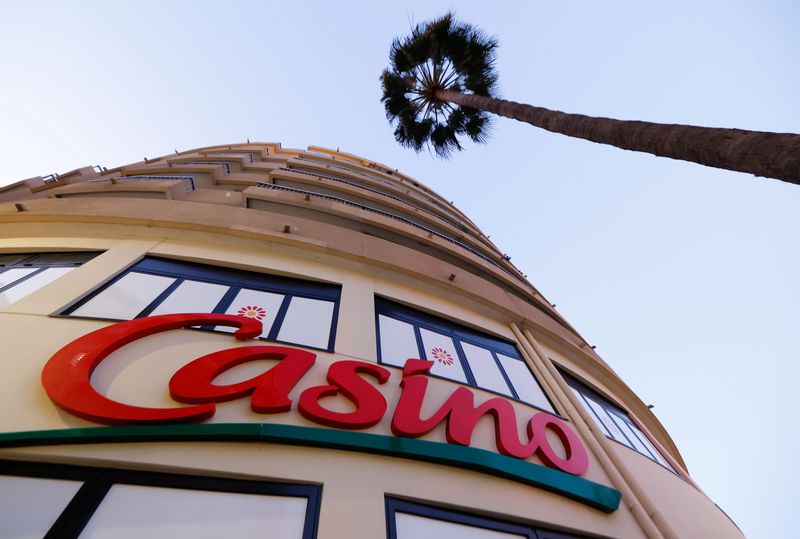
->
[[380, 12, 498, 159]]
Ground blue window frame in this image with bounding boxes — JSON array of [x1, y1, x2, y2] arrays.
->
[[386, 497, 589, 539], [0, 251, 101, 309], [0, 460, 321, 539], [63, 256, 341, 352], [561, 370, 676, 473], [375, 298, 556, 414]]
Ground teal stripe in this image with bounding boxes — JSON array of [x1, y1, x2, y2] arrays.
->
[[0, 423, 620, 513]]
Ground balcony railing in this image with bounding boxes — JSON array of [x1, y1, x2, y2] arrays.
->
[[206, 151, 255, 163], [282, 166, 467, 232], [254, 182, 516, 278], [297, 156, 396, 187], [296, 156, 461, 219], [91, 175, 196, 190], [173, 161, 231, 174]]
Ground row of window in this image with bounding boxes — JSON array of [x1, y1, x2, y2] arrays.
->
[[295, 155, 468, 227], [388, 498, 585, 539], [64, 257, 340, 352], [563, 372, 675, 472], [0, 252, 100, 309], [0, 251, 671, 469], [0, 460, 587, 538], [0, 460, 319, 539], [376, 298, 555, 413]]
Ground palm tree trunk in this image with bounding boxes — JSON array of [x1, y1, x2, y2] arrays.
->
[[436, 90, 800, 185]]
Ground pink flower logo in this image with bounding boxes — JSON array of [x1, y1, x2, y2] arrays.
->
[[237, 305, 266, 321], [430, 347, 454, 365]]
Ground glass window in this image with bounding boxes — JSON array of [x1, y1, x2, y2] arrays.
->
[[149, 280, 228, 316], [0, 267, 39, 289], [377, 314, 419, 367], [496, 354, 551, 411], [418, 327, 468, 383], [64, 257, 341, 352], [616, 413, 673, 468], [277, 296, 336, 350], [561, 370, 676, 472], [386, 498, 590, 539], [0, 460, 320, 539], [216, 288, 286, 338], [568, 387, 609, 439], [461, 342, 512, 397], [78, 484, 308, 539], [582, 394, 633, 449], [395, 513, 527, 539], [0, 251, 100, 309], [608, 409, 653, 456], [376, 298, 555, 413], [71, 272, 176, 319], [0, 475, 83, 539]]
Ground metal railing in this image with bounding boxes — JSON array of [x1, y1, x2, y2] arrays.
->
[[297, 156, 397, 188], [173, 161, 231, 174], [207, 151, 255, 163], [296, 155, 466, 224], [254, 182, 515, 278], [90, 175, 196, 190], [282, 166, 466, 232]]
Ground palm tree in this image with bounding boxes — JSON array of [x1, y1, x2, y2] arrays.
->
[[380, 13, 800, 185]]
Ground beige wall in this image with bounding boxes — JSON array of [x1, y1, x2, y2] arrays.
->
[[0, 218, 742, 538], [608, 444, 742, 538]]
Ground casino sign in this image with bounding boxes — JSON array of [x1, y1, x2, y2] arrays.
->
[[27, 313, 620, 512]]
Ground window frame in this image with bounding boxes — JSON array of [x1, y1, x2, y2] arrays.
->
[[0, 459, 321, 539], [560, 369, 677, 473], [385, 497, 590, 539], [0, 251, 101, 304], [375, 297, 557, 415], [61, 256, 341, 352]]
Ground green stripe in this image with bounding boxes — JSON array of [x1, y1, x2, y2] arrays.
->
[[0, 423, 620, 513]]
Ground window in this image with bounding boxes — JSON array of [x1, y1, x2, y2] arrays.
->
[[0, 252, 100, 309], [561, 371, 675, 471], [64, 257, 340, 351], [386, 498, 589, 539], [376, 298, 555, 413], [0, 460, 320, 539], [0, 474, 83, 537]]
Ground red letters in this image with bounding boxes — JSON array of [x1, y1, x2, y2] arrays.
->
[[298, 361, 391, 429], [527, 413, 588, 475], [41, 314, 590, 476], [170, 346, 315, 413], [391, 359, 588, 475], [41, 313, 263, 425]]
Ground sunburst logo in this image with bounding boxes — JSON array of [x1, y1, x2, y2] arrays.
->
[[430, 347, 454, 365], [237, 305, 266, 321]]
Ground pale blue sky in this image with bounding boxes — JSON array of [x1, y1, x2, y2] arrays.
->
[[2, 1, 799, 537]]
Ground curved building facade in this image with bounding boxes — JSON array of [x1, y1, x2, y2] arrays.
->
[[0, 143, 741, 538]]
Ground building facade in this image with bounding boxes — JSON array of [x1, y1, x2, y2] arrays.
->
[[0, 143, 742, 538]]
